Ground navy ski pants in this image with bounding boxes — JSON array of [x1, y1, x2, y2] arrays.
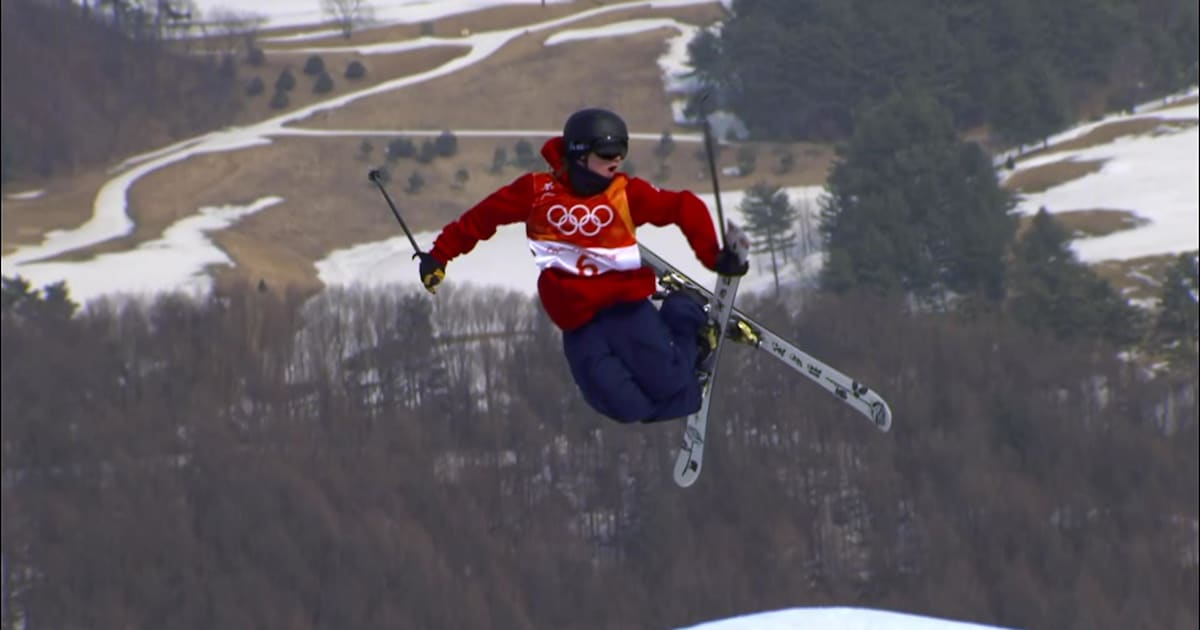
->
[[562, 293, 706, 423]]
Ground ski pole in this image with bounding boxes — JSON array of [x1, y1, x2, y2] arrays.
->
[[368, 169, 425, 256], [696, 92, 727, 247]]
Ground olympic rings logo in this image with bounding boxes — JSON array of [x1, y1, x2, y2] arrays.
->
[[546, 204, 613, 237]]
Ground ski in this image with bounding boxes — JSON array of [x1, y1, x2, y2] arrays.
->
[[668, 225, 750, 488], [642, 245, 894, 437]]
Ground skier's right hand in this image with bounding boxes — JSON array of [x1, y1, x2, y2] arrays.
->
[[415, 252, 445, 294], [714, 246, 749, 277]]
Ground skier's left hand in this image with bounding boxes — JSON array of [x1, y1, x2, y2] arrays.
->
[[714, 246, 749, 277]]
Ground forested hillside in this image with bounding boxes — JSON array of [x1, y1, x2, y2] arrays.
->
[[3, 279, 1195, 629], [688, 0, 1199, 144], [0, 0, 241, 182]]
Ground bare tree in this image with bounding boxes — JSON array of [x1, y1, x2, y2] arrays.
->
[[201, 8, 266, 57], [739, 183, 798, 296], [321, 0, 375, 39]]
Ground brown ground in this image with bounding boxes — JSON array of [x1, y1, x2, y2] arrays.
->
[[1004, 159, 1108, 195], [0, 0, 822, 294], [1015, 208, 1149, 241], [1093, 252, 1197, 302]]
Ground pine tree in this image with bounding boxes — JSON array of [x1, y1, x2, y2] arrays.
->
[[1153, 253, 1199, 363], [406, 170, 424, 193], [513, 140, 536, 169], [489, 147, 508, 174], [2, 276, 77, 323], [434, 130, 458, 157], [740, 183, 797, 296], [653, 131, 675, 160], [1007, 208, 1140, 345], [819, 90, 1015, 305]]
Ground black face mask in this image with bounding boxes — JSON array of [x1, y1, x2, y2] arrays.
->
[[567, 159, 612, 197]]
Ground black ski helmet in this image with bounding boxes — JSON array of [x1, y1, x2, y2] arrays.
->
[[562, 108, 628, 159]]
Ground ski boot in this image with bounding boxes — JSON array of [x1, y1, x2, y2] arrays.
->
[[725, 318, 761, 347], [695, 319, 720, 371], [657, 271, 709, 311]]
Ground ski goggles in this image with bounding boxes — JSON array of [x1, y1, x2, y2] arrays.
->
[[590, 136, 628, 160]]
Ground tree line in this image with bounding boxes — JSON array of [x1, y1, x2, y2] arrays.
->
[[689, 0, 1199, 145], [1, 0, 244, 182], [2, 276, 1195, 629]]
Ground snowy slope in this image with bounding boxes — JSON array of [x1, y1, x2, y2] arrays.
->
[[682, 607, 1012, 630]]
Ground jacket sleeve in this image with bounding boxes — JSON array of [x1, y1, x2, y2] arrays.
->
[[429, 174, 534, 265], [626, 177, 721, 270]]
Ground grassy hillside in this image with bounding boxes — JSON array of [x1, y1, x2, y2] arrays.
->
[[0, 0, 1193, 306], [0, 0, 242, 182]]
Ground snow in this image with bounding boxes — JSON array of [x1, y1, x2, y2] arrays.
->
[[679, 607, 1014, 630], [544, 17, 685, 46], [5, 197, 280, 305], [182, 0, 577, 30], [1005, 96, 1199, 262], [5, 189, 44, 200]]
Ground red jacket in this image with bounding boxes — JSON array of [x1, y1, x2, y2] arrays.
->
[[429, 137, 720, 331]]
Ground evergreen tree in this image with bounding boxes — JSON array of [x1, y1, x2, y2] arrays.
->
[[245, 76, 265, 97], [819, 91, 1015, 305], [406, 170, 425, 193], [990, 60, 1071, 146], [739, 183, 797, 296], [489, 147, 508, 174], [1007, 209, 1140, 345], [246, 47, 266, 66], [693, 0, 966, 139], [1153, 253, 1199, 363], [302, 55, 325, 76], [344, 60, 367, 80], [387, 137, 416, 161], [1026, 60, 1071, 144], [653, 131, 675, 160], [434, 130, 458, 157], [989, 69, 1038, 146], [416, 139, 437, 164], [2, 276, 77, 323], [513, 139, 537, 169], [274, 68, 295, 92], [312, 71, 333, 94], [689, 0, 1157, 142], [268, 89, 289, 110], [453, 167, 469, 189]]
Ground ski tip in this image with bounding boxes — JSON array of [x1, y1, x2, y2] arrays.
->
[[673, 467, 701, 488], [871, 400, 893, 432], [673, 451, 703, 487]]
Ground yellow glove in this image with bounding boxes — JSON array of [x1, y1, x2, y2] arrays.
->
[[415, 252, 445, 294]]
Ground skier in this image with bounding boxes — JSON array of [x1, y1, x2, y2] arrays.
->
[[415, 107, 749, 423]]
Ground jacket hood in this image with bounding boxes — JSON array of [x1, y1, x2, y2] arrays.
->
[[541, 137, 567, 174]]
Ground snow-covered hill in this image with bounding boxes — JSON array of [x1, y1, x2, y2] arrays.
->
[[683, 607, 1012, 630]]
